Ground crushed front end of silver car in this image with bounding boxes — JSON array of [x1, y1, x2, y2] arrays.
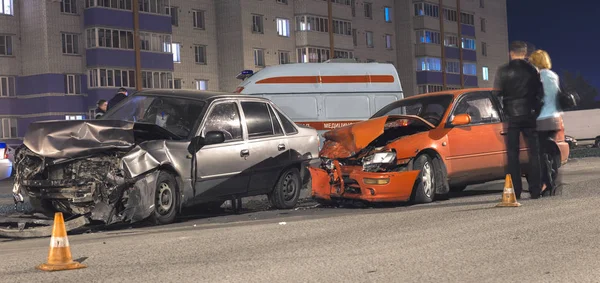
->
[[12, 119, 178, 225]]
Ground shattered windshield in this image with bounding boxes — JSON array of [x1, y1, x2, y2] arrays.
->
[[371, 94, 454, 127], [102, 95, 206, 138]]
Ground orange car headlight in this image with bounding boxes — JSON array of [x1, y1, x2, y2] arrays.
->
[[363, 178, 390, 185]]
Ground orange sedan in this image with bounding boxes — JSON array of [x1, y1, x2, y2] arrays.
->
[[308, 88, 570, 204]]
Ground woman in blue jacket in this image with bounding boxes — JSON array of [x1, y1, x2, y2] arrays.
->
[[529, 49, 563, 196]]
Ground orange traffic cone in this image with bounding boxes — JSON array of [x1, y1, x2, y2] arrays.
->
[[496, 174, 521, 207], [37, 212, 87, 272]]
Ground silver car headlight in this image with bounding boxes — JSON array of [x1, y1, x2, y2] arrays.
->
[[362, 151, 396, 172]]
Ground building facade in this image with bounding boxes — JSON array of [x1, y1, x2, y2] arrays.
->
[[0, 0, 508, 144]]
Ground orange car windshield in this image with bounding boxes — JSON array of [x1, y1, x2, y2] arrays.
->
[[371, 94, 454, 127]]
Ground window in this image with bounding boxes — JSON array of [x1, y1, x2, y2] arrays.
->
[[460, 12, 474, 25], [276, 0, 288, 4], [0, 76, 16, 97], [352, 29, 357, 46], [295, 15, 330, 33], [141, 71, 173, 89], [414, 2, 439, 18], [252, 14, 263, 33], [480, 0, 484, 8], [0, 118, 18, 139], [385, 34, 392, 49], [279, 51, 290, 64], [174, 78, 182, 89], [334, 50, 353, 59], [65, 115, 84, 120], [461, 38, 476, 50], [85, 0, 132, 10], [363, 2, 372, 19], [417, 85, 443, 94], [64, 74, 82, 94], [451, 93, 500, 125], [168, 6, 178, 26], [0, 35, 13, 56], [366, 31, 373, 48], [416, 57, 442, 72], [351, 0, 356, 16], [481, 42, 487, 56], [297, 47, 352, 63], [172, 43, 180, 62], [480, 18, 486, 32], [254, 48, 265, 67], [482, 67, 489, 81], [1, 0, 13, 15], [87, 28, 135, 50], [61, 33, 79, 55], [445, 61, 460, 74], [241, 102, 277, 138], [444, 34, 458, 47], [416, 30, 441, 44], [463, 63, 477, 76], [327, 0, 351, 5], [332, 19, 352, 36], [138, 33, 171, 52], [273, 107, 297, 135], [61, 0, 77, 14], [194, 45, 206, 64], [276, 18, 290, 37], [138, 0, 168, 15], [384, 7, 391, 22], [88, 68, 136, 88], [443, 8, 457, 22], [203, 102, 243, 142], [195, 80, 207, 91], [192, 10, 205, 29]]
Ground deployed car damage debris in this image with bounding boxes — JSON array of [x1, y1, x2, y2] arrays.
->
[[11, 119, 177, 228]]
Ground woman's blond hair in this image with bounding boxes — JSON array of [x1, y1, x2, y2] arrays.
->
[[529, 49, 552, 70]]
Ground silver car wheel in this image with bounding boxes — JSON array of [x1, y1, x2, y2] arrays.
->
[[157, 182, 174, 215], [422, 161, 434, 198]]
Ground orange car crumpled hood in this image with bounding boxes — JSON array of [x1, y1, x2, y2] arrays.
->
[[320, 115, 435, 159]]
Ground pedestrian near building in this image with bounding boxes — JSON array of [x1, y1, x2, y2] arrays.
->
[[528, 49, 564, 196], [494, 41, 545, 199], [94, 99, 108, 119], [107, 87, 128, 110]]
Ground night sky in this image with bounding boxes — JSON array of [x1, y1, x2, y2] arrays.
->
[[506, 0, 599, 91]]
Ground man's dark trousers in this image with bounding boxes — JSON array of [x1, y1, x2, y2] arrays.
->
[[505, 123, 542, 199]]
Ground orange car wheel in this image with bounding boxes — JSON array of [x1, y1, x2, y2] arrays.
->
[[411, 154, 436, 204]]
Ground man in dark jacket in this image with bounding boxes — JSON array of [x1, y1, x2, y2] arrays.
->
[[94, 99, 107, 119], [494, 41, 545, 199], [107, 87, 128, 110]]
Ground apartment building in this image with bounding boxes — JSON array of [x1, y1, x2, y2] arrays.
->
[[0, 0, 508, 144]]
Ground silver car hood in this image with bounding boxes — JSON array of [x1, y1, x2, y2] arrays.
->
[[23, 120, 180, 159]]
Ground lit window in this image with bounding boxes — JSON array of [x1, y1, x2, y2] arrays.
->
[[172, 43, 181, 62], [1, 0, 13, 15], [461, 38, 476, 50], [417, 57, 442, 72], [276, 18, 290, 37], [414, 2, 439, 17], [196, 80, 208, 91], [416, 30, 441, 44], [463, 63, 477, 76], [482, 67, 489, 81], [65, 115, 84, 121], [384, 7, 391, 22]]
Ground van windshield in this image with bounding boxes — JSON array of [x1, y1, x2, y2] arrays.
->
[[371, 94, 454, 127]]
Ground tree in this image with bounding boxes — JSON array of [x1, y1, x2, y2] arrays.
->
[[560, 71, 600, 111]]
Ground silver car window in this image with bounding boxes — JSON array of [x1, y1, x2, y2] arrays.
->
[[202, 102, 243, 142]]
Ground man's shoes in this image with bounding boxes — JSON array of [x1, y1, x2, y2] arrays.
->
[[530, 194, 540, 199]]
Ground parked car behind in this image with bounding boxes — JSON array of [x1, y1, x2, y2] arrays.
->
[[12, 90, 320, 225], [308, 88, 570, 204], [0, 142, 12, 180]]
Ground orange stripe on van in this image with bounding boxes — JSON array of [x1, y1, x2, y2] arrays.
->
[[295, 120, 363, 131], [255, 75, 395, 84]]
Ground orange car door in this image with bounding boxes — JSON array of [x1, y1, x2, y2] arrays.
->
[[446, 91, 507, 183]]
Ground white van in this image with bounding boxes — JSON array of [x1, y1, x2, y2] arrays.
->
[[234, 61, 404, 140]]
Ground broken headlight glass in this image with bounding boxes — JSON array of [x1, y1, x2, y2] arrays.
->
[[362, 151, 396, 172]]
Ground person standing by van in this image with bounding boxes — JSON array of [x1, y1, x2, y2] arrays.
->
[[529, 49, 563, 196], [494, 41, 545, 200], [108, 87, 128, 110], [95, 99, 108, 119]]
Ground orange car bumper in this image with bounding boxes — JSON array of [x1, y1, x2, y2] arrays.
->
[[308, 166, 421, 202]]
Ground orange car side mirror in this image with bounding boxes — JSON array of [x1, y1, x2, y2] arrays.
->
[[450, 113, 471, 126]]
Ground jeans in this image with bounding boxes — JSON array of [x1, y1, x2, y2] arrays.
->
[[538, 130, 563, 195], [505, 125, 542, 198]]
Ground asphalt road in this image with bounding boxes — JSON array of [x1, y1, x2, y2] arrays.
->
[[1, 157, 599, 282]]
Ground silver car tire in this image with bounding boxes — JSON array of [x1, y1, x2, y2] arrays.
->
[[149, 171, 178, 225], [268, 167, 301, 210]]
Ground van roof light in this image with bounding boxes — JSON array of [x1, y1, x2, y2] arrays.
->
[[236, 70, 254, 80]]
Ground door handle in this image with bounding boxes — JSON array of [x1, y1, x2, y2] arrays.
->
[[186, 153, 193, 159], [500, 131, 508, 135], [240, 149, 250, 157], [278, 144, 286, 151]]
